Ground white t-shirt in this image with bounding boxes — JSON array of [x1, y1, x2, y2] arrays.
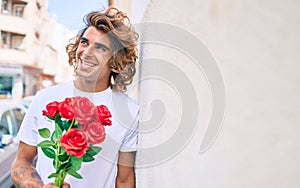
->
[[17, 81, 139, 188]]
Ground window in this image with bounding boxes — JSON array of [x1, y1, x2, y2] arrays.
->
[[10, 33, 25, 50], [0, 75, 13, 99], [1, 31, 25, 50], [1, 0, 9, 15], [12, 2, 26, 17], [1, 31, 8, 48]]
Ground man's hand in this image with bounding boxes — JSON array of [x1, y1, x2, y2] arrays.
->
[[43, 182, 71, 188], [11, 142, 72, 188]]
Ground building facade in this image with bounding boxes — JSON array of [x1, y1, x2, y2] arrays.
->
[[0, 0, 61, 102]]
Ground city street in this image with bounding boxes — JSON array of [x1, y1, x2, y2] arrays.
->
[[0, 143, 17, 188]]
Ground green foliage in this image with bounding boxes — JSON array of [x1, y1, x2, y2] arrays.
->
[[38, 128, 51, 139], [57, 161, 71, 173], [42, 148, 55, 159], [62, 120, 71, 131], [67, 169, 83, 179], [71, 156, 83, 171], [55, 113, 63, 130], [88, 145, 102, 156], [37, 140, 54, 148], [58, 153, 69, 162], [48, 173, 59, 179], [83, 154, 95, 162], [55, 123, 63, 138]]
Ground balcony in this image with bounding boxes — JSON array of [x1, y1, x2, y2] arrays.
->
[[0, 48, 32, 65], [0, 14, 28, 35]]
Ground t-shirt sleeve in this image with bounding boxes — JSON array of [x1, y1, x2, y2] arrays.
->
[[119, 104, 139, 152], [119, 123, 139, 152], [16, 92, 40, 146]]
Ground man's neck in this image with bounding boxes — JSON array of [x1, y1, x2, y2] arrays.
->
[[74, 78, 110, 93]]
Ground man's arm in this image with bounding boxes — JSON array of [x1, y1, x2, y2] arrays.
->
[[116, 151, 136, 188], [11, 141, 44, 188], [11, 141, 70, 188], [109, 0, 115, 6]]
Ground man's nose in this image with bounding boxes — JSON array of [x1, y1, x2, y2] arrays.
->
[[83, 46, 94, 57]]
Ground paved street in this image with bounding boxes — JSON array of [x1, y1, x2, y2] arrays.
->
[[0, 144, 18, 188]]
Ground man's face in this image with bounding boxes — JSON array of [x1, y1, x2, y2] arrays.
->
[[75, 26, 112, 83]]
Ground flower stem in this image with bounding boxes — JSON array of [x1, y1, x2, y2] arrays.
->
[[54, 141, 66, 187], [69, 118, 76, 130], [54, 171, 66, 187]]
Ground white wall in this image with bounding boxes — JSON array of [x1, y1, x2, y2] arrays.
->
[[136, 0, 300, 187]]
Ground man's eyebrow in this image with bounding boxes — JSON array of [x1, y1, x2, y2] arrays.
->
[[80, 37, 88, 42], [95, 42, 110, 51], [80, 37, 110, 51]]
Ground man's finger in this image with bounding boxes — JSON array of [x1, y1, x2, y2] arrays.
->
[[62, 182, 71, 188]]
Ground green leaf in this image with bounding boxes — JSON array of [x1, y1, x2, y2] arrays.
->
[[55, 113, 62, 122], [58, 153, 69, 162], [51, 131, 58, 141], [52, 159, 56, 168], [41, 148, 56, 159], [48, 173, 59, 179], [67, 169, 83, 179], [55, 113, 64, 130], [62, 120, 71, 131], [87, 146, 102, 156], [57, 161, 71, 173], [55, 123, 63, 138], [38, 128, 50, 139], [71, 156, 83, 171], [46, 115, 55, 121], [37, 140, 54, 148], [86, 148, 97, 156], [83, 154, 95, 162]]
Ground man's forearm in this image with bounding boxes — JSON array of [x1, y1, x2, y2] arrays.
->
[[115, 171, 135, 188], [11, 161, 43, 188], [109, 0, 115, 6], [116, 178, 135, 188]]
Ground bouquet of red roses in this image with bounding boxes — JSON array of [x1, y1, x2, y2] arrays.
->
[[37, 96, 112, 187]]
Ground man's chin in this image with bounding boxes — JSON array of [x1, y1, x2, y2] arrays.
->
[[76, 72, 99, 81]]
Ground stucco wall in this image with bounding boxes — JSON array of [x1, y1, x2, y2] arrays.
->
[[136, 0, 300, 187]]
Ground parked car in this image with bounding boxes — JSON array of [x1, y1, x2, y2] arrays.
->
[[0, 102, 27, 138], [0, 101, 27, 188]]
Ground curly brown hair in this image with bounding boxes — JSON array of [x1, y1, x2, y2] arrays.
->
[[66, 7, 139, 92]]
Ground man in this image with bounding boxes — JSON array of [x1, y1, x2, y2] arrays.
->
[[11, 7, 139, 188]]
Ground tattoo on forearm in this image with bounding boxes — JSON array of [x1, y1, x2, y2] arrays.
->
[[13, 166, 42, 187], [14, 167, 28, 188], [14, 166, 28, 178], [31, 171, 42, 182]]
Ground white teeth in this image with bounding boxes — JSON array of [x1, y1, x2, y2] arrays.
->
[[81, 59, 96, 67], [83, 62, 95, 67]]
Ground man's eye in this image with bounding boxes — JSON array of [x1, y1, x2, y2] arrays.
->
[[80, 40, 88, 45], [97, 47, 107, 51]]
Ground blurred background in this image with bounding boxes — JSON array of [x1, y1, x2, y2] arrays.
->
[[0, 0, 299, 187]]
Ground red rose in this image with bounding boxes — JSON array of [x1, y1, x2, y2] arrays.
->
[[42, 101, 60, 118], [96, 105, 112, 126], [60, 128, 90, 158], [81, 122, 106, 145], [58, 98, 74, 120], [73, 97, 96, 125]]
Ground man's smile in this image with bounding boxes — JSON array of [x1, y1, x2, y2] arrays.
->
[[79, 57, 98, 69]]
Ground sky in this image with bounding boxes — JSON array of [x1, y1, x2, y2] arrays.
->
[[48, 0, 109, 30]]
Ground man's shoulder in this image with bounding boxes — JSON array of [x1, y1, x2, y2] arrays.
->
[[112, 91, 139, 109], [38, 81, 72, 96], [34, 81, 73, 104]]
